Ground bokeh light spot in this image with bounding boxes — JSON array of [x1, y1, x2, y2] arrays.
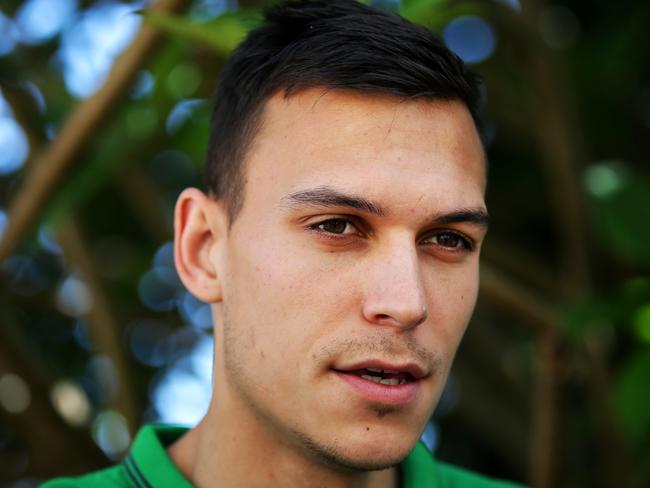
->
[[179, 291, 213, 329], [2, 255, 48, 296], [166, 98, 205, 135], [190, 334, 214, 382], [51, 380, 91, 426], [495, 0, 521, 11], [15, 0, 77, 44], [58, 2, 141, 98], [166, 64, 202, 99], [634, 304, 650, 343], [56, 275, 94, 317], [154, 241, 174, 268], [152, 334, 214, 424], [584, 161, 627, 198], [152, 369, 211, 425], [73, 320, 94, 351], [420, 421, 438, 452], [138, 268, 181, 311], [23, 81, 47, 113], [92, 410, 131, 460], [0, 117, 30, 175], [38, 225, 63, 255], [0, 89, 12, 117], [0, 12, 18, 56], [87, 355, 118, 404], [190, 0, 232, 21], [0, 209, 7, 239], [443, 16, 496, 64], [126, 106, 158, 139], [131, 70, 155, 99], [0, 374, 31, 414], [128, 319, 173, 367], [139, 241, 184, 311], [369, 0, 401, 13]]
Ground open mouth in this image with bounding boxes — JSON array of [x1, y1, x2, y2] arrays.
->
[[334, 367, 416, 386]]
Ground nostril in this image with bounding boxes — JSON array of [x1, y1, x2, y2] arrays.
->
[[362, 294, 428, 329]]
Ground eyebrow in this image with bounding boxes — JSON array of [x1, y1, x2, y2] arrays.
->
[[283, 186, 489, 229], [283, 186, 386, 216], [430, 208, 489, 230]]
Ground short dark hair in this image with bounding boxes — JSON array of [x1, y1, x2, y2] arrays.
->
[[204, 0, 482, 219]]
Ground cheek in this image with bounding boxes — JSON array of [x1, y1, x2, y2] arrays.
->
[[423, 262, 479, 343], [223, 232, 349, 361]]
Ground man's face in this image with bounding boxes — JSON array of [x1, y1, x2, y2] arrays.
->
[[212, 89, 487, 470]]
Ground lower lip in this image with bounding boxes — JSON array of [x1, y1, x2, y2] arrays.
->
[[333, 371, 420, 406]]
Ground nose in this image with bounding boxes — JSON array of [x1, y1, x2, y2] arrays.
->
[[361, 239, 428, 331]]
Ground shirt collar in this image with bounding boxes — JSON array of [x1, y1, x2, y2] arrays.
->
[[125, 424, 439, 488], [125, 424, 193, 488]]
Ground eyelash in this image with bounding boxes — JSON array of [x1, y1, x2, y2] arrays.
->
[[309, 218, 360, 237], [308, 217, 474, 252]]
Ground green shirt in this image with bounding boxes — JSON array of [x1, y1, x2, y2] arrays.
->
[[41, 425, 523, 487]]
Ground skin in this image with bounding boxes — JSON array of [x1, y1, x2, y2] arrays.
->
[[169, 89, 487, 488]]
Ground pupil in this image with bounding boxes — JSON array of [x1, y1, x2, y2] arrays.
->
[[323, 220, 347, 233], [439, 233, 459, 247]]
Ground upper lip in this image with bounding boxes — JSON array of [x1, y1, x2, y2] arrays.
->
[[333, 360, 428, 379]]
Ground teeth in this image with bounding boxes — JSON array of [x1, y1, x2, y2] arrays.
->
[[366, 368, 383, 373], [360, 375, 406, 386], [361, 374, 383, 383], [380, 378, 399, 386]]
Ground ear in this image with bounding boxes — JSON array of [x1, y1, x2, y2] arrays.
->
[[174, 188, 228, 304]]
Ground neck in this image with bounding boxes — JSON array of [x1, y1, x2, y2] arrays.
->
[[167, 392, 399, 488]]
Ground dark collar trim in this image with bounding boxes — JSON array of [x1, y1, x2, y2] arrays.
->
[[124, 453, 154, 488]]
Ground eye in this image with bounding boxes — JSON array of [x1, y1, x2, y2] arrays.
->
[[310, 218, 358, 235], [424, 231, 472, 251]]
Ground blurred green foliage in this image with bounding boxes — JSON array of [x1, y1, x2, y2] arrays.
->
[[0, 0, 648, 486]]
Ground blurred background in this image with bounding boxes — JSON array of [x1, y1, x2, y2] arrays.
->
[[0, 0, 648, 486]]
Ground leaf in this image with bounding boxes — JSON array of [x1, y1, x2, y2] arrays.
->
[[588, 174, 650, 267], [400, 0, 449, 22], [615, 349, 650, 444], [561, 298, 615, 341], [560, 277, 650, 342], [144, 11, 254, 57], [401, 0, 489, 31], [634, 304, 650, 343]]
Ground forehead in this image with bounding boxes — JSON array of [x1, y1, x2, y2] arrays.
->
[[241, 88, 486, 212]]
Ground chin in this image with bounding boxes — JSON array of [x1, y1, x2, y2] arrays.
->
[[318, 444, 412, 473], [295, 427, 417, 473]]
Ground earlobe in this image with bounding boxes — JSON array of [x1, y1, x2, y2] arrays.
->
[[173, 188, 228, 304]]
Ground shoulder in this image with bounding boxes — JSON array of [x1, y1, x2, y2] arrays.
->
[[40, 424, 192, 488], [436, 461, 525, 488], [40, 465, 131, 488], [402, 442, 526, 488]]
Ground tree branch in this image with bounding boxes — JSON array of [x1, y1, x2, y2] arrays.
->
[[0, 0, 190, 262], [480, 263, 558, 335], [528, 331, 561, 488], [583, 334, 633, 487], [480, 263, 562, 487], [116, 165, 172, 242], [519, 0, 591, 295], [0, 310, 107, 479], [56, 216, 140, 435]]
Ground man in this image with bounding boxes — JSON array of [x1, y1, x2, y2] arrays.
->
[[45, 1, 523, 487]]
